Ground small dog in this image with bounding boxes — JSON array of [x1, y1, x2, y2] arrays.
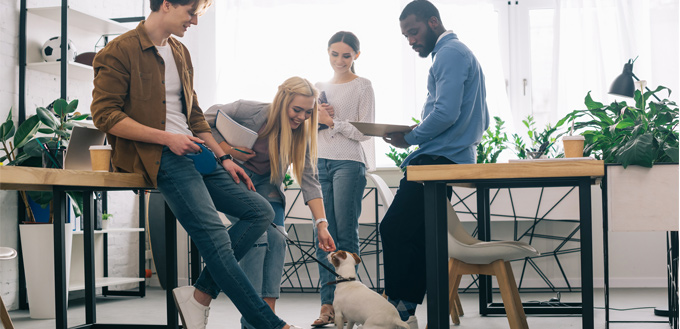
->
[[328, 250, 409, 329]]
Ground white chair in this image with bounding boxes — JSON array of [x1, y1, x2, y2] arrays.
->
[[0, 247, 17, 329], [366, 173, 394, 212], [446, 201, 539, 329]]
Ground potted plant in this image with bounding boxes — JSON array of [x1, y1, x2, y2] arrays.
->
[[1, 98, 88, 318], [101, 213, 112, 230], [510, 115, 567, 159], [562, 82, 678, 231], [477, 116, 509, 163]]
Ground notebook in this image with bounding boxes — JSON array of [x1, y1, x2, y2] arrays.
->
[[215, 110, 258, 148], [350, 122, 412, 137], [63, 124, 107, 171]]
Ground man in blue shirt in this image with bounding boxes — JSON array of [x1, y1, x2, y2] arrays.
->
[[381, 0, 489, 326]]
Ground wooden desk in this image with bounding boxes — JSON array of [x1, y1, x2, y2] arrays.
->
[[0, 167, 179, 329], [407, 160, 604, 329]]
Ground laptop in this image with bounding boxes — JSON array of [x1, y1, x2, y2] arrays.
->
[[63, 124, 107, 171]]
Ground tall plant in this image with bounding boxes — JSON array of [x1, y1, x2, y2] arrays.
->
[[561, 84, 679, 167], [476, 116, 508, 163]]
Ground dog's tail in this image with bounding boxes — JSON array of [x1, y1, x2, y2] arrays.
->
[[396, 320, 410, 329]]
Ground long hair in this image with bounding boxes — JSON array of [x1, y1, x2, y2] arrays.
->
[[328, 31, 361, 73], [259, 77, 319, 184]]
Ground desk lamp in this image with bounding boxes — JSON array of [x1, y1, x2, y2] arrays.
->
[[609, 57, 661, 101]]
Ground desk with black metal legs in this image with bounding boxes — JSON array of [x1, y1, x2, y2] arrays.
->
[[407, 160, 604, 329], [0, 166, 184, 329]]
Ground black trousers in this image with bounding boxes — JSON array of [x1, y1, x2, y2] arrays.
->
[[380, 155, 454, 304]]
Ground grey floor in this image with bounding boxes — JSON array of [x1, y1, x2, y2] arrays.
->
[[8, 287, 672, 328]]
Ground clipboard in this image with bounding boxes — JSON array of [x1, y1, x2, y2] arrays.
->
[[215, 110, 259, 148], [350, 122, 412, 137]]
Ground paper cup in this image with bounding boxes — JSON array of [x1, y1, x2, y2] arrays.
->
[[89, 145, 112, 172], [562, 135, 585, 158]]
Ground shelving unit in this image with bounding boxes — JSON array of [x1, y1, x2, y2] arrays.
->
[[17, 0, 143, 309]]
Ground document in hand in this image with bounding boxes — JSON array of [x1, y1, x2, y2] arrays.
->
[[350, 122, 412, 137], [215, 110, 259, 149]]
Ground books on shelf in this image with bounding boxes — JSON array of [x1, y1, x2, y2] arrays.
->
[[215, 110, 258, 149]]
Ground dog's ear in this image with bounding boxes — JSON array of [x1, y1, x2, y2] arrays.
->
[[351, 252, 361, 265]]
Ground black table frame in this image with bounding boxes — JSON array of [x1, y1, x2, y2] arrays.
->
[[422, 176, 596, 329], [52, 187, 179, 329]]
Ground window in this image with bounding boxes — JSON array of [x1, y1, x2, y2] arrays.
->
[[209, 0, 678, 167]]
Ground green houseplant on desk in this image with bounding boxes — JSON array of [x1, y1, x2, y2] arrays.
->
[[562, 82, 678, 232], [1, 98, 89, 318]]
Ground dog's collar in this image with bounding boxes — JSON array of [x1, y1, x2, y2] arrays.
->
[[326, 277, 357, 285]]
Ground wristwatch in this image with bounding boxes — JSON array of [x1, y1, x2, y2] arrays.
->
[[217, 154, 233, 163]]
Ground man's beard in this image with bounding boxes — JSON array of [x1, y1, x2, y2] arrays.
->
[[418, 26, 438, 58]]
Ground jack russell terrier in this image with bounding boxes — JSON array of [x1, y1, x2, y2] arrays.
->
[[328, 250, 409, 329]]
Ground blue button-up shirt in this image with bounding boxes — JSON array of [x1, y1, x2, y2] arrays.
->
[[403, 32, 489, 167]]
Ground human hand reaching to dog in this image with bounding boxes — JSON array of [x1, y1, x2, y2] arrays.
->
[[317, 223, 336, 252]]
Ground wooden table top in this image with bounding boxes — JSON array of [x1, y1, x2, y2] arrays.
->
[[0, 166, 152, 191], [407, 159, 605, 182]]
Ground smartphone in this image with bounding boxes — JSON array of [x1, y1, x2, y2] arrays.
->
[[318, 91, 329, 130]]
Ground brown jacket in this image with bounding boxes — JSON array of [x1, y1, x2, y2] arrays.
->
[[91, 21, 211, 186]]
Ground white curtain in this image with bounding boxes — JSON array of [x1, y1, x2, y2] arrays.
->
[[553, 0, 679, 119]]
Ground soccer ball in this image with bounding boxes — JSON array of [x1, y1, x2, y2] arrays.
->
[[41, 36, 77, 62]]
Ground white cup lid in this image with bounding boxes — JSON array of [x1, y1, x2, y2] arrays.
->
[[89, 145, 112, 150], [562, 135, 585, 140]]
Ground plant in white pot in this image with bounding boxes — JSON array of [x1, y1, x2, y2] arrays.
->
[[1, 99, 88, 319], [562, 81, 678, 231]]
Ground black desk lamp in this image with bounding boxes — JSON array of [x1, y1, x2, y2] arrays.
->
[[609, 58, 661, 101]]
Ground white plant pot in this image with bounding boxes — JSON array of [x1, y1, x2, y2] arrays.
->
[[19, 222, 73, 319], [101, 219, 109, 230], [607, 164, 679, 232]]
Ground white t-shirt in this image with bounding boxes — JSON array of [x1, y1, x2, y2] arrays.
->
[[156, 45, 192, 136]]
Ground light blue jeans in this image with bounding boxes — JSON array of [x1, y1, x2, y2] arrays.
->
[[155, 147, 286, 329], [235, 167, 288, 329], [315, 159, 366, 305]]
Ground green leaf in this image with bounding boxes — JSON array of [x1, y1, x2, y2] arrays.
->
[[38, 128, 55, 134], [616, 133, 655, 168], [53, 99, 68, 116], [66, 99, 79, 114], [23, 138, 45, 157], [37, 107, 58, 129], [1, 120, 15, 142], [26, 190, 53, 207], [663, 144, 679, 163], [14, 115, 41, 149], [584, 92, 604, 110], [71, 113, 90, 121]]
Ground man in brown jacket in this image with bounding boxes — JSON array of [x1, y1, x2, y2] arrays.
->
[[91, 1, 308, 328]]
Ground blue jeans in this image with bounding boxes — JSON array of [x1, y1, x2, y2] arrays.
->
[[315, 159, 366, 305], [155, 147, 286, 329]]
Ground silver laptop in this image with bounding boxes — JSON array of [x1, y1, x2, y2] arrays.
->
[[63, 124, 107, 171]]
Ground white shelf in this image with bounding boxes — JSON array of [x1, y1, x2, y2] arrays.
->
[[72, 227, 145, 235], [27, 61, 94, 80], [27, 6, 129, 35], [69, 277, 145, 292]]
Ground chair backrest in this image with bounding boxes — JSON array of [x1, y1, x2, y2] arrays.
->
[[366, 173, 394, 210], [446, 201, 480, 246], [0, 247, 17, 261]]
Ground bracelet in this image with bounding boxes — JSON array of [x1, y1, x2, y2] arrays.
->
[[314, 218, 328, 229]]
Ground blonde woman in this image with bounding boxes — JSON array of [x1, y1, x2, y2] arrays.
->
[[205, 76, 336, 329]]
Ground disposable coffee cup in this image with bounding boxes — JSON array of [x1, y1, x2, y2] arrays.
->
[[562, 135, 585, 158], [89, 145, 112, 172]]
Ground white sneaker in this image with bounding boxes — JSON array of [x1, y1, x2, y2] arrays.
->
[[406, 315, 419, 329], [173, 286, 210, 329]]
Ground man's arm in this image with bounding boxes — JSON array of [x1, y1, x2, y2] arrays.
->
[[108, 117, 202, 155]]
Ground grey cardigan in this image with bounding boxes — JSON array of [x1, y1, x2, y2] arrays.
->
[[204, 100, 322, 206]]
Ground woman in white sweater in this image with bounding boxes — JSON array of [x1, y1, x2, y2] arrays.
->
[[312, 31, 376, 327]]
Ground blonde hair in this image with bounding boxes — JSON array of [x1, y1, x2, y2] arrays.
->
[[259, 77, 319, 184]]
